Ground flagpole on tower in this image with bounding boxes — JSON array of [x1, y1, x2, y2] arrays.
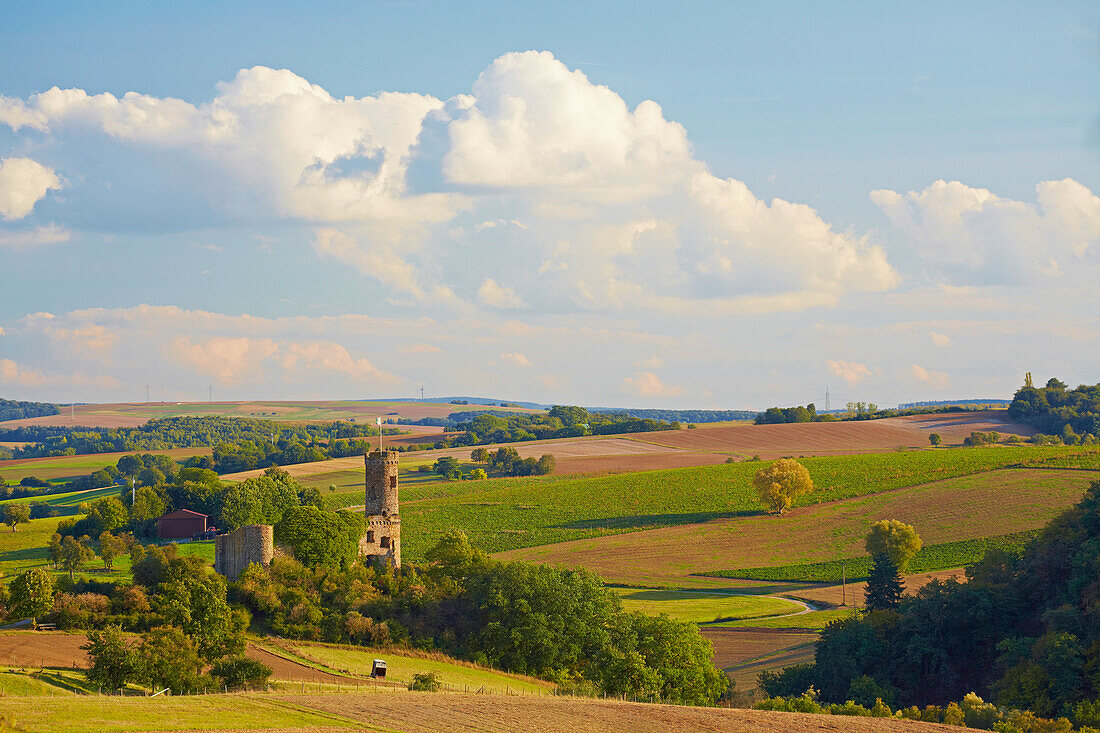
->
[[376, 417, 383, 452]]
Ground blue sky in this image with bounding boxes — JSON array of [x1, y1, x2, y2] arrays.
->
[[0, 1, 1097, 408]]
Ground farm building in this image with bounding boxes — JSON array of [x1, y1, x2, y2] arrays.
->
[[157, 509, 209, 539]]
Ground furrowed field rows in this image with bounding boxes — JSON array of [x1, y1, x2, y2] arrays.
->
[[391, 446, 1098, 559], [701, 530, 1041, 583]]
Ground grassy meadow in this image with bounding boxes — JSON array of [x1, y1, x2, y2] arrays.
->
[[270, 640, 553, 694], [613, 589, 801, 624]]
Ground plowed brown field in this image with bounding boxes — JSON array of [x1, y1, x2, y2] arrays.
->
[[282, 692, 963, 733], [633, 410, 1033, 457], [0, 631, 89, 668]]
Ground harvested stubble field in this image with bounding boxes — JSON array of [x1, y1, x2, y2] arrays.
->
[[702, 628, 821, 690], [0, 448, 211, 483], [0, 399, 538, 429], [385, 446, 1098, 562], [636, 410, 1034, 456], [498, 467, 1098, 587], [0, 691, 968, 733]]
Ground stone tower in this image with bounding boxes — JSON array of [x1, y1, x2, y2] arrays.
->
[[359, 449, 400, 566]]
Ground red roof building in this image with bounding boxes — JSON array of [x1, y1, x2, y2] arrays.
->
[[157, 509, 209, 539]]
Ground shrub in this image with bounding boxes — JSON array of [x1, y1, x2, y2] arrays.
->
[[408, 671, 442, 692], [210, 656, 272, 689]]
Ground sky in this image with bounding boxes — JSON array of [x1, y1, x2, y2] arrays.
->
[[0, 1, 1098, 409]]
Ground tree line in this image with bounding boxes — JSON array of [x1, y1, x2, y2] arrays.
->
[[0, 397, 60, 422], [0, 416, 405, 460], [1008, 375, 1100, 443]]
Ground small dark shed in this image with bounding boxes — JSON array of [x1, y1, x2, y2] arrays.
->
[[157, 509, 208, 539]]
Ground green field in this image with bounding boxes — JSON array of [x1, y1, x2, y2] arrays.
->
[[381, 445, 1099, 560], [613, 589, 801, 624], [0, 669, 73, 696], [0, 695, 358, 732], [1, 484, 124, 509], [269, 640, 552, 694], [701, 530, 1042, 583], [713, 608, 857, 630]]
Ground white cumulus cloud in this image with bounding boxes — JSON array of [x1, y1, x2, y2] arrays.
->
[[871, 178, 1100, 285], [0, 157, 61, 220], [1, 53, 903, 316], [500, 351, 532, 367], [623, 371, 683, 398], [907, 364, 950, 389], [826, 359, 872, 386]]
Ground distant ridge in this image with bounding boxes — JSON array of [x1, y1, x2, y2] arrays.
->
[[898, 399, 1011, 408]]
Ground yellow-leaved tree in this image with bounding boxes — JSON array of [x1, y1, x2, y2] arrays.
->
[[865, 519, 923, 571], [753, 458, 814, 514]]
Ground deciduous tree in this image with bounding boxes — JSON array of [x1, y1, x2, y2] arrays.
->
[[753, 459, 814, 514], [2, 502, 30, 532], [8, 568, 54, 621], [865, 520, 922, 571]]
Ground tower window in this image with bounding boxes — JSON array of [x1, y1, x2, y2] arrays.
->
[[389, 476, 397, 489], [380, 536, 390, 548], [366, 531, 375, 543]]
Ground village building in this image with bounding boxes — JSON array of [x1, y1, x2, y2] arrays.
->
[[157, 508, 210, 539]]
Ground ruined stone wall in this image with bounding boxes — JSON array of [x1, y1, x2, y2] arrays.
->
[[214, 524, 274, 581], [358, 514, 401, 566]]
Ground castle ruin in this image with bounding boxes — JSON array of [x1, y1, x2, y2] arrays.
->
[[214, 523, 274, 581], [358, 449, 401, 566]]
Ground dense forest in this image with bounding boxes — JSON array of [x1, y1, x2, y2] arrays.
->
[[763, 479, 1100, 725], [404, 405, 678, 447], [1009, 377, 1100, 442], [0, 397, 60, 422], [0, 416, 403, 460]]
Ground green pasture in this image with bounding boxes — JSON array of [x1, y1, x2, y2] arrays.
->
[[391, 445, 1099, 560], [613, 589, 800, 624], [0, 669, 73, 696], [712, 608, 857, 630], [700, 530, 1042, 583], [271, 641, 551, 693], [1, 484, 123, 509], [0, 695, 357, 733]]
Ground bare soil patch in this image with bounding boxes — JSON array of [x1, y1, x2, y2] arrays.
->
[[0, 631, 89, 668]]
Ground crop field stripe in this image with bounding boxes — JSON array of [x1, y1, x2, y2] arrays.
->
[[699, 530, 1042, 582]]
